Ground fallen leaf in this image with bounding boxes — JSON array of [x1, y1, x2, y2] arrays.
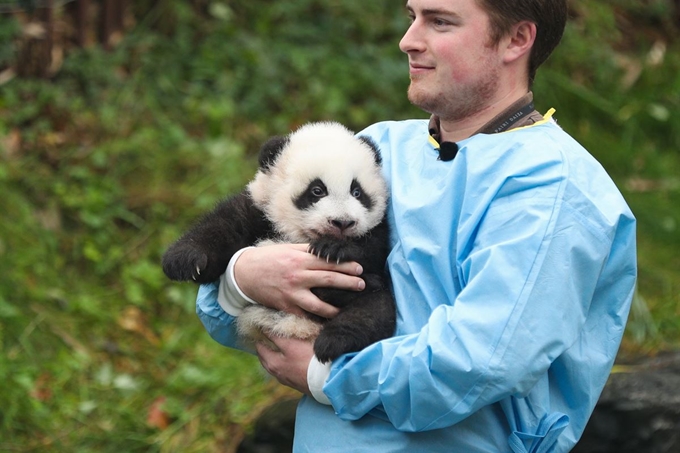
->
[[118, 306, 160, 345], [30, 373, 53, 402], [147, 396, 171, 430]]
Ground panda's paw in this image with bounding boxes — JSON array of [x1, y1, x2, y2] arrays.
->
[[162, 244, 209, 283], [313, 332, 347, 364], [308, 238, 353, 263]]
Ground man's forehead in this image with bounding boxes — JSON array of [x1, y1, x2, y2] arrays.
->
[[406, 0, 474, 14]]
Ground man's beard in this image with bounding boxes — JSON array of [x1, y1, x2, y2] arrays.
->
[[407, 68, 500, 122]]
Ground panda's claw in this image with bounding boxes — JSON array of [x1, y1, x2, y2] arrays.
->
[[309, 237, 357, 265]]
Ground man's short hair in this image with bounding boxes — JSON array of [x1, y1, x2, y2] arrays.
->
[[477, 0, 568, 84]]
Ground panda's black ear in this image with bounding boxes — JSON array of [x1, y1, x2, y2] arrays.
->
[[358, 136, 382, 166], [258, 135, 290, 172]]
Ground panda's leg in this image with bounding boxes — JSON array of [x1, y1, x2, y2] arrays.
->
[[313, 288, 396, 363], [237, 305, 322, 346]]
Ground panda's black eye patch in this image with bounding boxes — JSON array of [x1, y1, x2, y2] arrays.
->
[[295, 178, 328, 210], [351, 179, 374, 210], [311, 186, 326, 197]]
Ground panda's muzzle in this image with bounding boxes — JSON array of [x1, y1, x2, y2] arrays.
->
[[331, 219, 356, 230], [328, 219, 357, 237]]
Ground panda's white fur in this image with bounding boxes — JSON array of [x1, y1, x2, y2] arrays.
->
[[237, 304, 323, 352], [247, 122, 388, 243]]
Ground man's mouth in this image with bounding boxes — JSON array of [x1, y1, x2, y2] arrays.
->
[[409, 62, 435, 75]]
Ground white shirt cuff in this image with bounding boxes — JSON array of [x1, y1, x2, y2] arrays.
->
[[217, 247, 259, 316], [307, 355, 332, 405]]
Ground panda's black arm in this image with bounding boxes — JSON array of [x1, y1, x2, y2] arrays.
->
[[313, 287, 397, 363], [308, 218, 390, 274], [355, 218, 391, 274], [309, 216, 391, 306], [162, 190, 273, 284]]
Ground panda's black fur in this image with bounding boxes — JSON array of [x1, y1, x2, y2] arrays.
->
[[162, 122, 396, 363]]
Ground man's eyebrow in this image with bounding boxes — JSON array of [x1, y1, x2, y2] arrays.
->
[[405, 4, 461, 19]]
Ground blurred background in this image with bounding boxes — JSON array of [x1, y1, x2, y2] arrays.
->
[[0, 0, 678, 451]]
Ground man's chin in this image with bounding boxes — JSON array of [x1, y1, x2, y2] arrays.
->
[[407, 88, 437, 114]]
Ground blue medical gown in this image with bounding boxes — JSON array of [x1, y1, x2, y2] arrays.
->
[[196, 118, 637, 452]]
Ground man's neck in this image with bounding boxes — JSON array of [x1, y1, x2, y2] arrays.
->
[[437, 89, 532, 143], [428, 92, 543, 152]]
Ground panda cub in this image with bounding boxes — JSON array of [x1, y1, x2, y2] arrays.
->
[[162, 122, 396, 363]]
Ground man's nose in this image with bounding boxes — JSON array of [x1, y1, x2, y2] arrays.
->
[[399, 21, 424, 54]]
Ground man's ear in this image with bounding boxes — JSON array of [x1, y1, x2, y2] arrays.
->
[[503, 21, 536, 64]]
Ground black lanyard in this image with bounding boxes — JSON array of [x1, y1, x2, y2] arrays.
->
[[479, 101, 536, 135], [437, 101, 536, 161]]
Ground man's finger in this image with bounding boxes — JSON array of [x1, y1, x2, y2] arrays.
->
[[308, 260, 364, 276], [291, 243, 364, 276], [295, 293, 341, 319], [303, 269, 366, 292]]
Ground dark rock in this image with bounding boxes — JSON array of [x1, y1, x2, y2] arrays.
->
[[574, 352, 680, 453], [237, 398, 299, 453]]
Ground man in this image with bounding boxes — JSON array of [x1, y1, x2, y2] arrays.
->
[[196, 0, 637, 451]]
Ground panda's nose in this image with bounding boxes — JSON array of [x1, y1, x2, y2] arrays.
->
[[331, 219, 356, 232]]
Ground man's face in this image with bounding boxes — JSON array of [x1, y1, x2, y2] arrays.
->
[[400, 0, 503, 121]]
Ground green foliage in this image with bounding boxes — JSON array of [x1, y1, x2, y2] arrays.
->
[[534, 0, 680, 352], [0, 0, 679, 449]]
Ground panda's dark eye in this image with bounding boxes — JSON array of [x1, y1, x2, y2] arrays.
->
[[311, 186, 326, 197], [350, 179, 374, 210], [295, 179, 328, 210]]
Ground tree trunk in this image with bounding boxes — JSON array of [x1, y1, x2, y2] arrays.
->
[[16, 0, 53, 78]]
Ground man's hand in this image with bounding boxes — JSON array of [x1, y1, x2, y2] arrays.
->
[[234, 243, 365, 318], [256, 335, 315, 395]]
